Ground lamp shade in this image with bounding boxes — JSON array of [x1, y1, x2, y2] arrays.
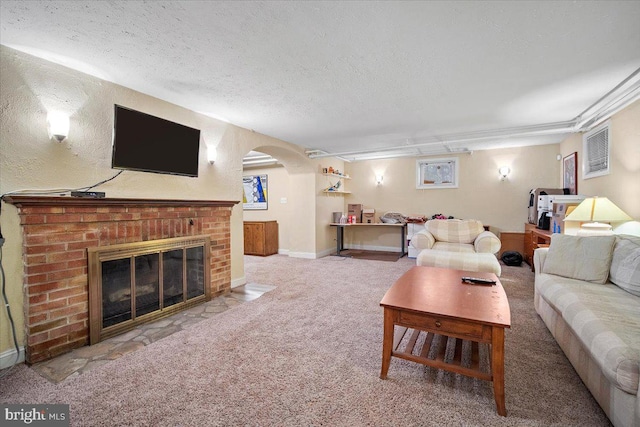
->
[[207, 145, 217, 164], [614, 220, 640, 237], [564, 197, 632, 222], [47, 111, 70, 142]]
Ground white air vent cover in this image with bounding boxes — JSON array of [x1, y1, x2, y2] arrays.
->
[[583, 121, 610, 179]]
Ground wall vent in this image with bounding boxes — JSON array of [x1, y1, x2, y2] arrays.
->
[[583, 121, 610, 179]]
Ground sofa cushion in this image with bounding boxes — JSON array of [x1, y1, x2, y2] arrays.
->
[[426, 219, 484, 244], [432, 242, 475, 253], [542, 234, 616, 284], [536, 272, 640, 395], [609, 235, 640, 297], [417, 250, 501, 275]]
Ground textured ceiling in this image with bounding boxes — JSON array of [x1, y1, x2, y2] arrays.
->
[[1, 1, 639, 160]]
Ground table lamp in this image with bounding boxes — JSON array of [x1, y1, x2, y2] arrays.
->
[[613, 220, 640, 237], [563, 196, 632, 236]]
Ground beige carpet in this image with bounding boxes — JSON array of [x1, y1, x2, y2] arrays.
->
[[0, 255, 610, 426]]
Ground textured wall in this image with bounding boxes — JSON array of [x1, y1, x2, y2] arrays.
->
[[340, 145, 562, 249], [559, 100, 640, 220], [0, 46, 318, 358]]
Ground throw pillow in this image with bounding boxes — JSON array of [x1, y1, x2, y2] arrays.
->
[[426, 219, 484, 244], [609, 235, 640, 296], [542, 234, 616, 284]]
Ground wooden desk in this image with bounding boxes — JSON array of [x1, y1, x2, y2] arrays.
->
[[524, 223, 552, 271], [330, 222, 407, 259], [380, 266, 511, 416]]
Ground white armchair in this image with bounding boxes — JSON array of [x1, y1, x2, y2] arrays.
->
[[411, 219, 502, 275], [410, 219, 501, 254]]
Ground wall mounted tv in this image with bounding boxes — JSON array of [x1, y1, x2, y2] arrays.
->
[[112, 105, 201, 177]]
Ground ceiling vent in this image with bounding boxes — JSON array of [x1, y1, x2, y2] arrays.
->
[[582, 121, 610, 179]]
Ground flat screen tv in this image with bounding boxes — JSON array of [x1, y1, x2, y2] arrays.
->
[[112, 105, 201, 177]]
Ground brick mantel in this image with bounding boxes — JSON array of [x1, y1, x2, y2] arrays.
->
[[4, 196, 239, 364], [3, 196, 238, 208]]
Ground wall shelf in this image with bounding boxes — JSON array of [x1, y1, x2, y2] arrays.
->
[[322, 190, 351, 195], [322, 171, 351, 194], [322, 173, 351, 179]]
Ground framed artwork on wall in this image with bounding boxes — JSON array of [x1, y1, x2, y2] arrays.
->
[[563, 152, 578, 195], [416, 157, 459, 189], [243, 174, 268, 210]]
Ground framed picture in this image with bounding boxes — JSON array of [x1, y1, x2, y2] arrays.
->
[[416, 157, 459, 189], [243, 174, 268, 210], [563, 152, 578, 195]]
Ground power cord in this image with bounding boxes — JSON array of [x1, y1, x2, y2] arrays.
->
[[0, 234, 21, 378], [0, 170, 124, 375], [81, 170, 123, 192], [1, 170, 123, 199]]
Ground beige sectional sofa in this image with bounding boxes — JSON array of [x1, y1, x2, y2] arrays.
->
[[534, 234, 640, 427]]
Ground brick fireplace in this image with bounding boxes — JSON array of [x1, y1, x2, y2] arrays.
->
[[4, 196, 238, 364]]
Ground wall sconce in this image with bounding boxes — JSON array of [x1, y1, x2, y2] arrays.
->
[[47, 111, 70, 142], [498, 166, 511, 181], [376, 174, 384, 185], [207, 146, 217, 164]]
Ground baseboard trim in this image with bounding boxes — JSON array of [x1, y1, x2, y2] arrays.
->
[[287, 251, 317, 259], [316, 248, 335, 258], [0, 346, 25, 369], [231, 276, 246, 289]]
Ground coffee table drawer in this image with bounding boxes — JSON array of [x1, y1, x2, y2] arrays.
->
[[398, 311, 484, 339]]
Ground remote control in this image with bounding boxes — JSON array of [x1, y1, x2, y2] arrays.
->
[[461, 276, 496, 285]]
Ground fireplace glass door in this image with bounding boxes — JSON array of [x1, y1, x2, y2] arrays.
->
[[187, 246, 205, 299], [102, 258, 132, 327], [135, 253, 160, 318], [89, 236, 211, 344], [163, 249, 184, 308]]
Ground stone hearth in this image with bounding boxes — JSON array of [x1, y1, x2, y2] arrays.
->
[[4, 196, 237, 364]]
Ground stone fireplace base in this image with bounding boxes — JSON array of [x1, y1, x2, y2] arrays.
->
[[4, 196, 237, 364]]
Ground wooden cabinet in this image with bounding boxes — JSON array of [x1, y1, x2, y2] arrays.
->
[[244, 221, 278, 256], [498, 232, 525, 258], [524, 223, 535, 266], [524, 223, 552, 271]]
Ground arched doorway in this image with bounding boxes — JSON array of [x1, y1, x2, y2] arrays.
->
[[240, 145, 316, 258], [242, 150, 291, 253]]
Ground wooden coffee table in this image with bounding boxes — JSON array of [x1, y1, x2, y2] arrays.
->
[[380, 266, 511, 416]]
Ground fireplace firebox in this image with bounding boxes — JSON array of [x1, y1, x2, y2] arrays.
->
[[88, 236, 211, 344]]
